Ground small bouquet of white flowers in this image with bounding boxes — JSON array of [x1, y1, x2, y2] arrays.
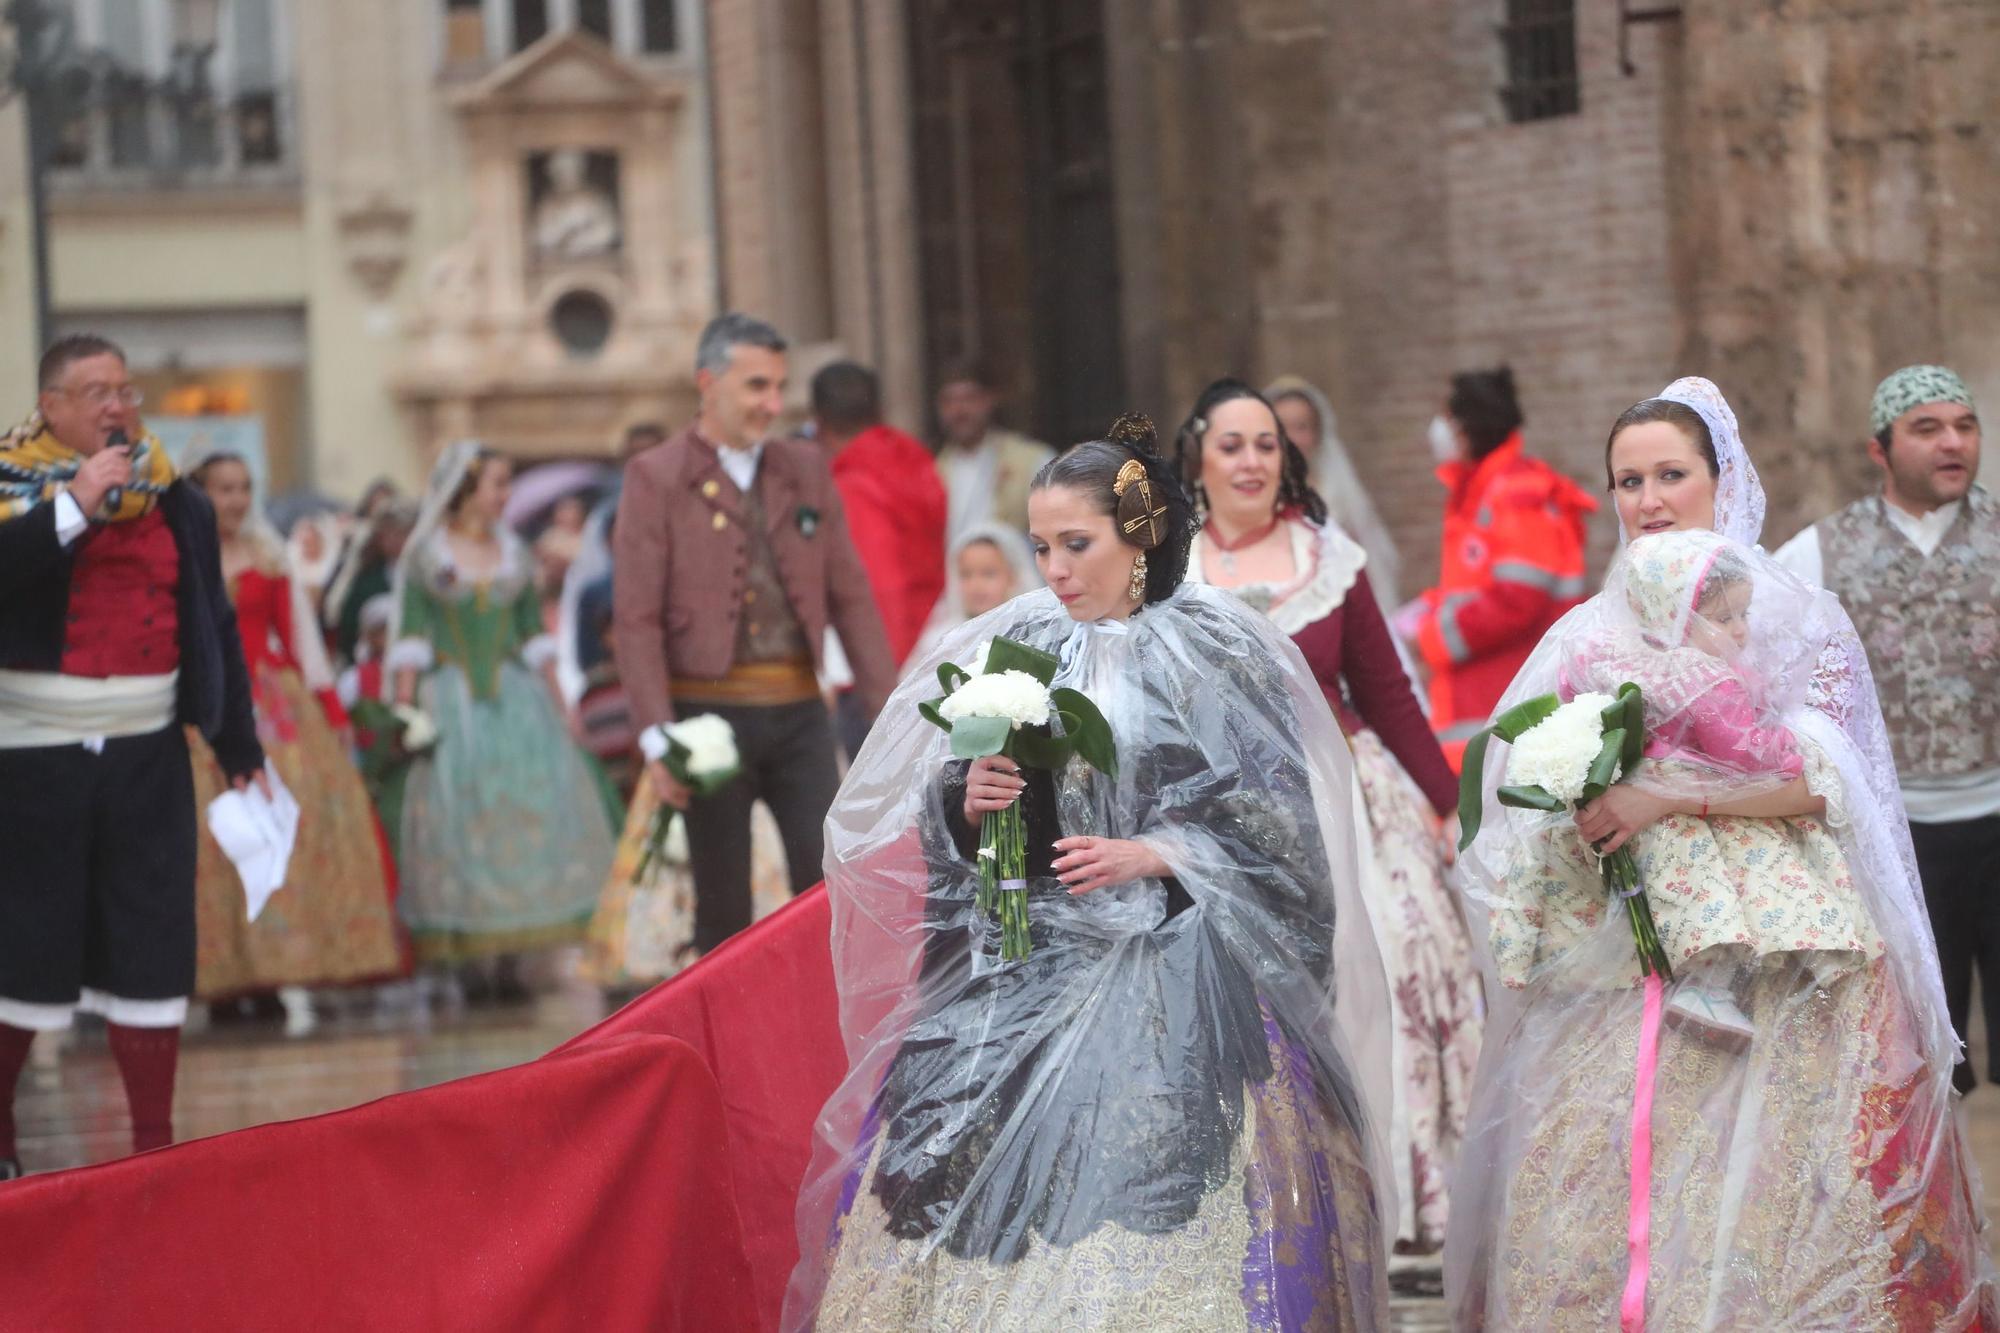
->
[[1458, 683, 1673, 980], [921, 635, 1116, 961], [634, 714, 742, 882], [390, 705, 438, 755]]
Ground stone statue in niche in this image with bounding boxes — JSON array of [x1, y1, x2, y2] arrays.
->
[[529, 149, 622, 259]]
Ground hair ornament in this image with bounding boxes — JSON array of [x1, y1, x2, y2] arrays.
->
[[1112, 457, 1167, 549]]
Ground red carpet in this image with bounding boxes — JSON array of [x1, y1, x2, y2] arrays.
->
[[0, 887, 845, 1332]]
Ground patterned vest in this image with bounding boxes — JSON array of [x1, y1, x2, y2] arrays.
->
[[61, 508, 181, 678], [733, 480, 812, 666], [1818, 488, 2000, 779]]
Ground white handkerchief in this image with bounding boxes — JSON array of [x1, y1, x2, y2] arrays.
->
[[204, 764, 300, 922]]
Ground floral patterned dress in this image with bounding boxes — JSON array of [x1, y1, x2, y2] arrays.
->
[[191, 567, 402, 996], [1192, 518, 1481, 1253]]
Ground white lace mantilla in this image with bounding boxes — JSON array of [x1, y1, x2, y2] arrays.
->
[[1187, 518, 1368, 636]]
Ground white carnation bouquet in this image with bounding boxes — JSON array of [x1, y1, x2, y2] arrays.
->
[[921, 635, 1116, 961], [390, 705, 438, 754], [634, 713, 742, 881], [1458, 683, 1673, 979]]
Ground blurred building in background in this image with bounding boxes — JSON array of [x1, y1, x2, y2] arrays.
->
[[0, 0, 717, 496], [3, 0, 1995, 572]]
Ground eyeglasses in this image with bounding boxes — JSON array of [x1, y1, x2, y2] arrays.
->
[[54, 384, 144, 408]]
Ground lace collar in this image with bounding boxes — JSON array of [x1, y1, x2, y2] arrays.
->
[[1187, 518, 1367, 635]]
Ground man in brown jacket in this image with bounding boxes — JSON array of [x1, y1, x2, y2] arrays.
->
[[613, 313, 896, 950]]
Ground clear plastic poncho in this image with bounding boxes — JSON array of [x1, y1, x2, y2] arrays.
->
[[785, 582, 1395, 1331], [1445, 379, 1995, 1330]]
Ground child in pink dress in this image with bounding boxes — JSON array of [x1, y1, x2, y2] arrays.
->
[[1512, 530, 1884, 1043]]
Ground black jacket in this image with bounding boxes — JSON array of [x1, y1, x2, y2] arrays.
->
[[0, 482, 263, 778]]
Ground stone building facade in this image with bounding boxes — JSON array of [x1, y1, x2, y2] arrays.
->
[[724, 0, 1997, 582], [3, 0, 1991, 541]]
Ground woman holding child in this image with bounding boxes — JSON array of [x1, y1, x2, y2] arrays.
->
[[1446, 377, 1995, 1329]]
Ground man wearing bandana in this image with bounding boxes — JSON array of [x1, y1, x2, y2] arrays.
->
[[613, 313, 894, 954], [0, 335, 263, 1178], [1777, 364, 1996, 1093]]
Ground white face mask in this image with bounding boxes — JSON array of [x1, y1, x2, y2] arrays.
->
[[1427, 415, 1461, 465]]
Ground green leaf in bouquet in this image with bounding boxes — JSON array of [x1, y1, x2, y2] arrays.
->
[[1613, 682, 1646, 772], [983, 636, 1061, 685], [1457, 732, 1494, 850], [691, 765, 742, 798], [1581, 730, 1625, 801], [948, 713, 1014, 760], [919, 699, 951, 733], [1049, 687, 1117, 779], [1497, 784, 1565, 812], [663, 735, 695, 782], [938, 662, 970, 695], [1491, 694, 1562, 742], [1010, 726, 1075, 771]]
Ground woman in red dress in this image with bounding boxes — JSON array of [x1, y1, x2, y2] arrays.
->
[[187, 455, 401, 1025]]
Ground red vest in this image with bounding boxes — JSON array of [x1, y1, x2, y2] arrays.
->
[[61, 509, 181, 678]]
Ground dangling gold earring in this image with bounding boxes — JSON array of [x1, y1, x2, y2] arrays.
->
[[1128, 552, 1149, 602]]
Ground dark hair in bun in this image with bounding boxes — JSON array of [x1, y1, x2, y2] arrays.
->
[[1030, 411, 1197, 607]]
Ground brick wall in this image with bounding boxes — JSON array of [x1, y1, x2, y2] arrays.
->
[[1433, 0, 1680, 578]]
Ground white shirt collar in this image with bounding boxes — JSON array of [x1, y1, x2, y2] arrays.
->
[[1883, 497, 1961, 558], [715, 440, 764, 494]]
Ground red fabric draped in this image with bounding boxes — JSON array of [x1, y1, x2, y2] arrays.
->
[[0, 888, 845, 1332]]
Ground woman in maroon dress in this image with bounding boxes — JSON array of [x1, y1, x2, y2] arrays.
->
[[1174, 377, 1483, 1255]]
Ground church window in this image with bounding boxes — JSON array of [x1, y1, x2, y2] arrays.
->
[[1500, 0, 1580, 123]]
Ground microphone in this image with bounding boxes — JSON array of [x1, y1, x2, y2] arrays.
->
[[103, 428, 130, 514]]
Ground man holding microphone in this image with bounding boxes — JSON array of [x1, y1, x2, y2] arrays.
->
[[0, 334, 263, 1178]]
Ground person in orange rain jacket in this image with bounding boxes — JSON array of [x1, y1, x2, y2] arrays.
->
[[1395, 367, 1597, 769]]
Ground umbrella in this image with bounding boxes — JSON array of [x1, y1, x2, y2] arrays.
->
[[504, 461, 617, 534]]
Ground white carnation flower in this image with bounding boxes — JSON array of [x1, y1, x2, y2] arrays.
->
[[658, 713, 740, 777], [965, 640, 993, 676], [1506, 693, 1616, 803], [938, 670, 1052, 730]]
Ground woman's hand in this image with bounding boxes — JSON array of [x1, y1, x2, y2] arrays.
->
[[1573, 786, 1676, 855], [963, 755, 1025, 824], [1439, 811, 1461, 867], [1051, 836, 1170, 895]]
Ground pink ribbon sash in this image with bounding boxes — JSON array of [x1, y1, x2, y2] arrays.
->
[[1620, 971, 1667, 1332]]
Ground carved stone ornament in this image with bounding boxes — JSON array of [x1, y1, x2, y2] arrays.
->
[[338, 197, 416, 298]]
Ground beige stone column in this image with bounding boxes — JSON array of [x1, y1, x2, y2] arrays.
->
[[0, 103, 38, 412], [295, 0, 442, 494]]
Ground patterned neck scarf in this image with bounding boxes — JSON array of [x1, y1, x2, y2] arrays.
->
[[0, 413, 177, 524], [1870, 365, 1977, 436]]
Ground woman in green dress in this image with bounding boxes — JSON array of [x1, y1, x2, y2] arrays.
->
[[388, 441, 617, 978]]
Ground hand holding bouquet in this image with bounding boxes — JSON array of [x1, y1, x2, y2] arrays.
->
[[349, 699, 440, 772], [1458, 683, 1674, 980], [921, 636, 1116, 961], [635, 714, 741, 882]]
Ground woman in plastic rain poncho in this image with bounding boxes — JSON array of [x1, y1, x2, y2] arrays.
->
[[1446, 377, 1997, 1331], [783, 414, 1396, 1331]]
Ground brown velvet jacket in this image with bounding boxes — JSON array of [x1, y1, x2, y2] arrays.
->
[[611, 424, 895, 729]]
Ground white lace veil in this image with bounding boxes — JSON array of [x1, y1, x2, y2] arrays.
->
[[390, 439, 483, 648], [1265, 375, 1404, 608], [1655, 376, 1767, 548]]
